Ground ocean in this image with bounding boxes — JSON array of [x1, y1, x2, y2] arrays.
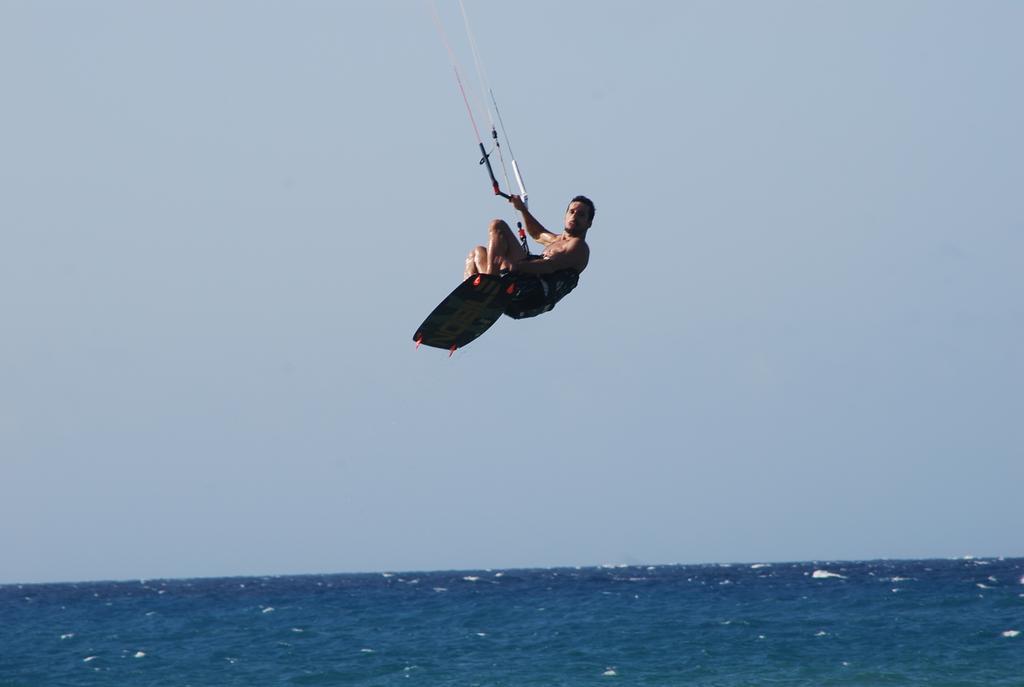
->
[[2, 558, 1021, 686]]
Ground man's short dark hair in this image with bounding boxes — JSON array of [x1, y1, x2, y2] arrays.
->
[[569, 195, 595, 222]]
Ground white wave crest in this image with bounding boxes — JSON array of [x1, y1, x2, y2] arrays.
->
[[812, 570, 846, 579]]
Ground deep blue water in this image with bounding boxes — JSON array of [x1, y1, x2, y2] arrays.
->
[[2, 558, 1022, 686]]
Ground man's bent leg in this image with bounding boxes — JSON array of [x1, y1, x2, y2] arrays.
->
[[465, 246, 488, 279], [486, 219, 527, 274]]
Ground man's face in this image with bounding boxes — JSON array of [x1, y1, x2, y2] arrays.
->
[[564, 201, 593, 235]]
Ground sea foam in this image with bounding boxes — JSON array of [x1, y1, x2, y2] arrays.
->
[[812, 570, 846, 579]]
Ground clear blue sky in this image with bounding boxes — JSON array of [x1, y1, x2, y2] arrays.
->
[[2, 1, 1021, 584]]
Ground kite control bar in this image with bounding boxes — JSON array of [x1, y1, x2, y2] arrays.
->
[[480, 139, 530, 252], [479, 142, 509, 199]]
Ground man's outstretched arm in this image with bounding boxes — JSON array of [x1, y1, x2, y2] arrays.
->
[[510, 195, 557, 245]]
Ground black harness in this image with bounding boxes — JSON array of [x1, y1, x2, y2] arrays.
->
[[501, 269, 580, 320]]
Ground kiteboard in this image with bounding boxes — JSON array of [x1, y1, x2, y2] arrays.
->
[[413, 274, 514, 354]]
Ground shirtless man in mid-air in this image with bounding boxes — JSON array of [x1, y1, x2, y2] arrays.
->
[[464, 195, 594, 279]]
